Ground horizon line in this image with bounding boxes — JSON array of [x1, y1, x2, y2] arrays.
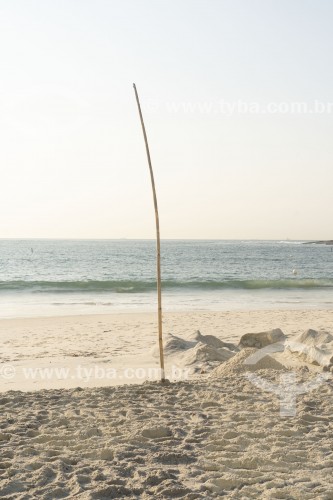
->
[[0, 237, 314, 242]]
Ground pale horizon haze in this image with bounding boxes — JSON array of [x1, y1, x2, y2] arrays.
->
[[1, 0, 333, 240]]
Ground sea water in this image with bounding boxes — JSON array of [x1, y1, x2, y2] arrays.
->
[[0, 239, 333, 318]]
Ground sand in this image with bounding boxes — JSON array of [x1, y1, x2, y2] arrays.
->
[[1, 309, 333, 498], [1, 309, 332, 392]]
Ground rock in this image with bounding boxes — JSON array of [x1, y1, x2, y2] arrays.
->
[[239, 328, 286, 349]]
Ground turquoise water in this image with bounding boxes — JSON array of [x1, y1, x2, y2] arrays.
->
[[0, 239, 333, 317]]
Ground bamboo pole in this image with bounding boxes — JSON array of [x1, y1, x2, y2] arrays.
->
[[133, 83, 165, 383]]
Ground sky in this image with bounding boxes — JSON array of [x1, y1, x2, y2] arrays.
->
[[0, 0, 332, 240]]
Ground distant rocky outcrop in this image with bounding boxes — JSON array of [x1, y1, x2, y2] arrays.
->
[[303, 240, 333, 245]]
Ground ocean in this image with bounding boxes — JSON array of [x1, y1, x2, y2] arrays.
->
[[1, 239, 333, 318]]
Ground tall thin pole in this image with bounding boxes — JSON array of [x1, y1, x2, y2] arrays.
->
[[133, 83, 165, 382]]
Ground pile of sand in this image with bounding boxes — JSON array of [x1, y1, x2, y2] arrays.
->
[[286, 329, 333, 369], [211, 348, 286, 378], [153, 330, 238, 374]]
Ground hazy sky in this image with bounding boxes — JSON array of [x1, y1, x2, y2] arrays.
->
[[1, 0, 332, 239]]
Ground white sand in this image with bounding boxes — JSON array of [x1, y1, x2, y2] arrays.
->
[[0, 309, 333, 498], [1, 309, 332, 392]]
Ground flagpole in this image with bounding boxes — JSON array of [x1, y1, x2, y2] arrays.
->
[[133, 83, 165, 382]]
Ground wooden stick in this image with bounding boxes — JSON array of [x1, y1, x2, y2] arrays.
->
[[133, 83, 165, 382]]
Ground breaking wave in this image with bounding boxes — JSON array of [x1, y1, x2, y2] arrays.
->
[[1, 278, 333, 294]]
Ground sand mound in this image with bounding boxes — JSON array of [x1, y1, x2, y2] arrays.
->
[[182, 342, 235, 366], [286, 329, 333, 368], [155, 330, 238, 356], [211, 348, 286, 378], [152, 331, 238, 374], [186, 330, 238, 351], [298, 329, 333, 346], [161, 334, 196, 356], [239, 328, 286, 349]]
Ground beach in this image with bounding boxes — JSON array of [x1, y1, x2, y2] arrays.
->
[[1, 309, 333, 498], [0, 309, 332, 391], [2, 0, 333, 496]]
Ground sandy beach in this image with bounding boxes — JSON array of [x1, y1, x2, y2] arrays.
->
[[1, 309, 333, 498], [0, 309, 332, 391], [2, 0, 332, 496]]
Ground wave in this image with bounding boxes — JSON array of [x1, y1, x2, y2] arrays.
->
[[278, 240, 305, 245], [1, 278, 333, 293]]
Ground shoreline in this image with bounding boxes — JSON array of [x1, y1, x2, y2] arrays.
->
[[2, 289, 333, 320], [0, 304, 332, 319]]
